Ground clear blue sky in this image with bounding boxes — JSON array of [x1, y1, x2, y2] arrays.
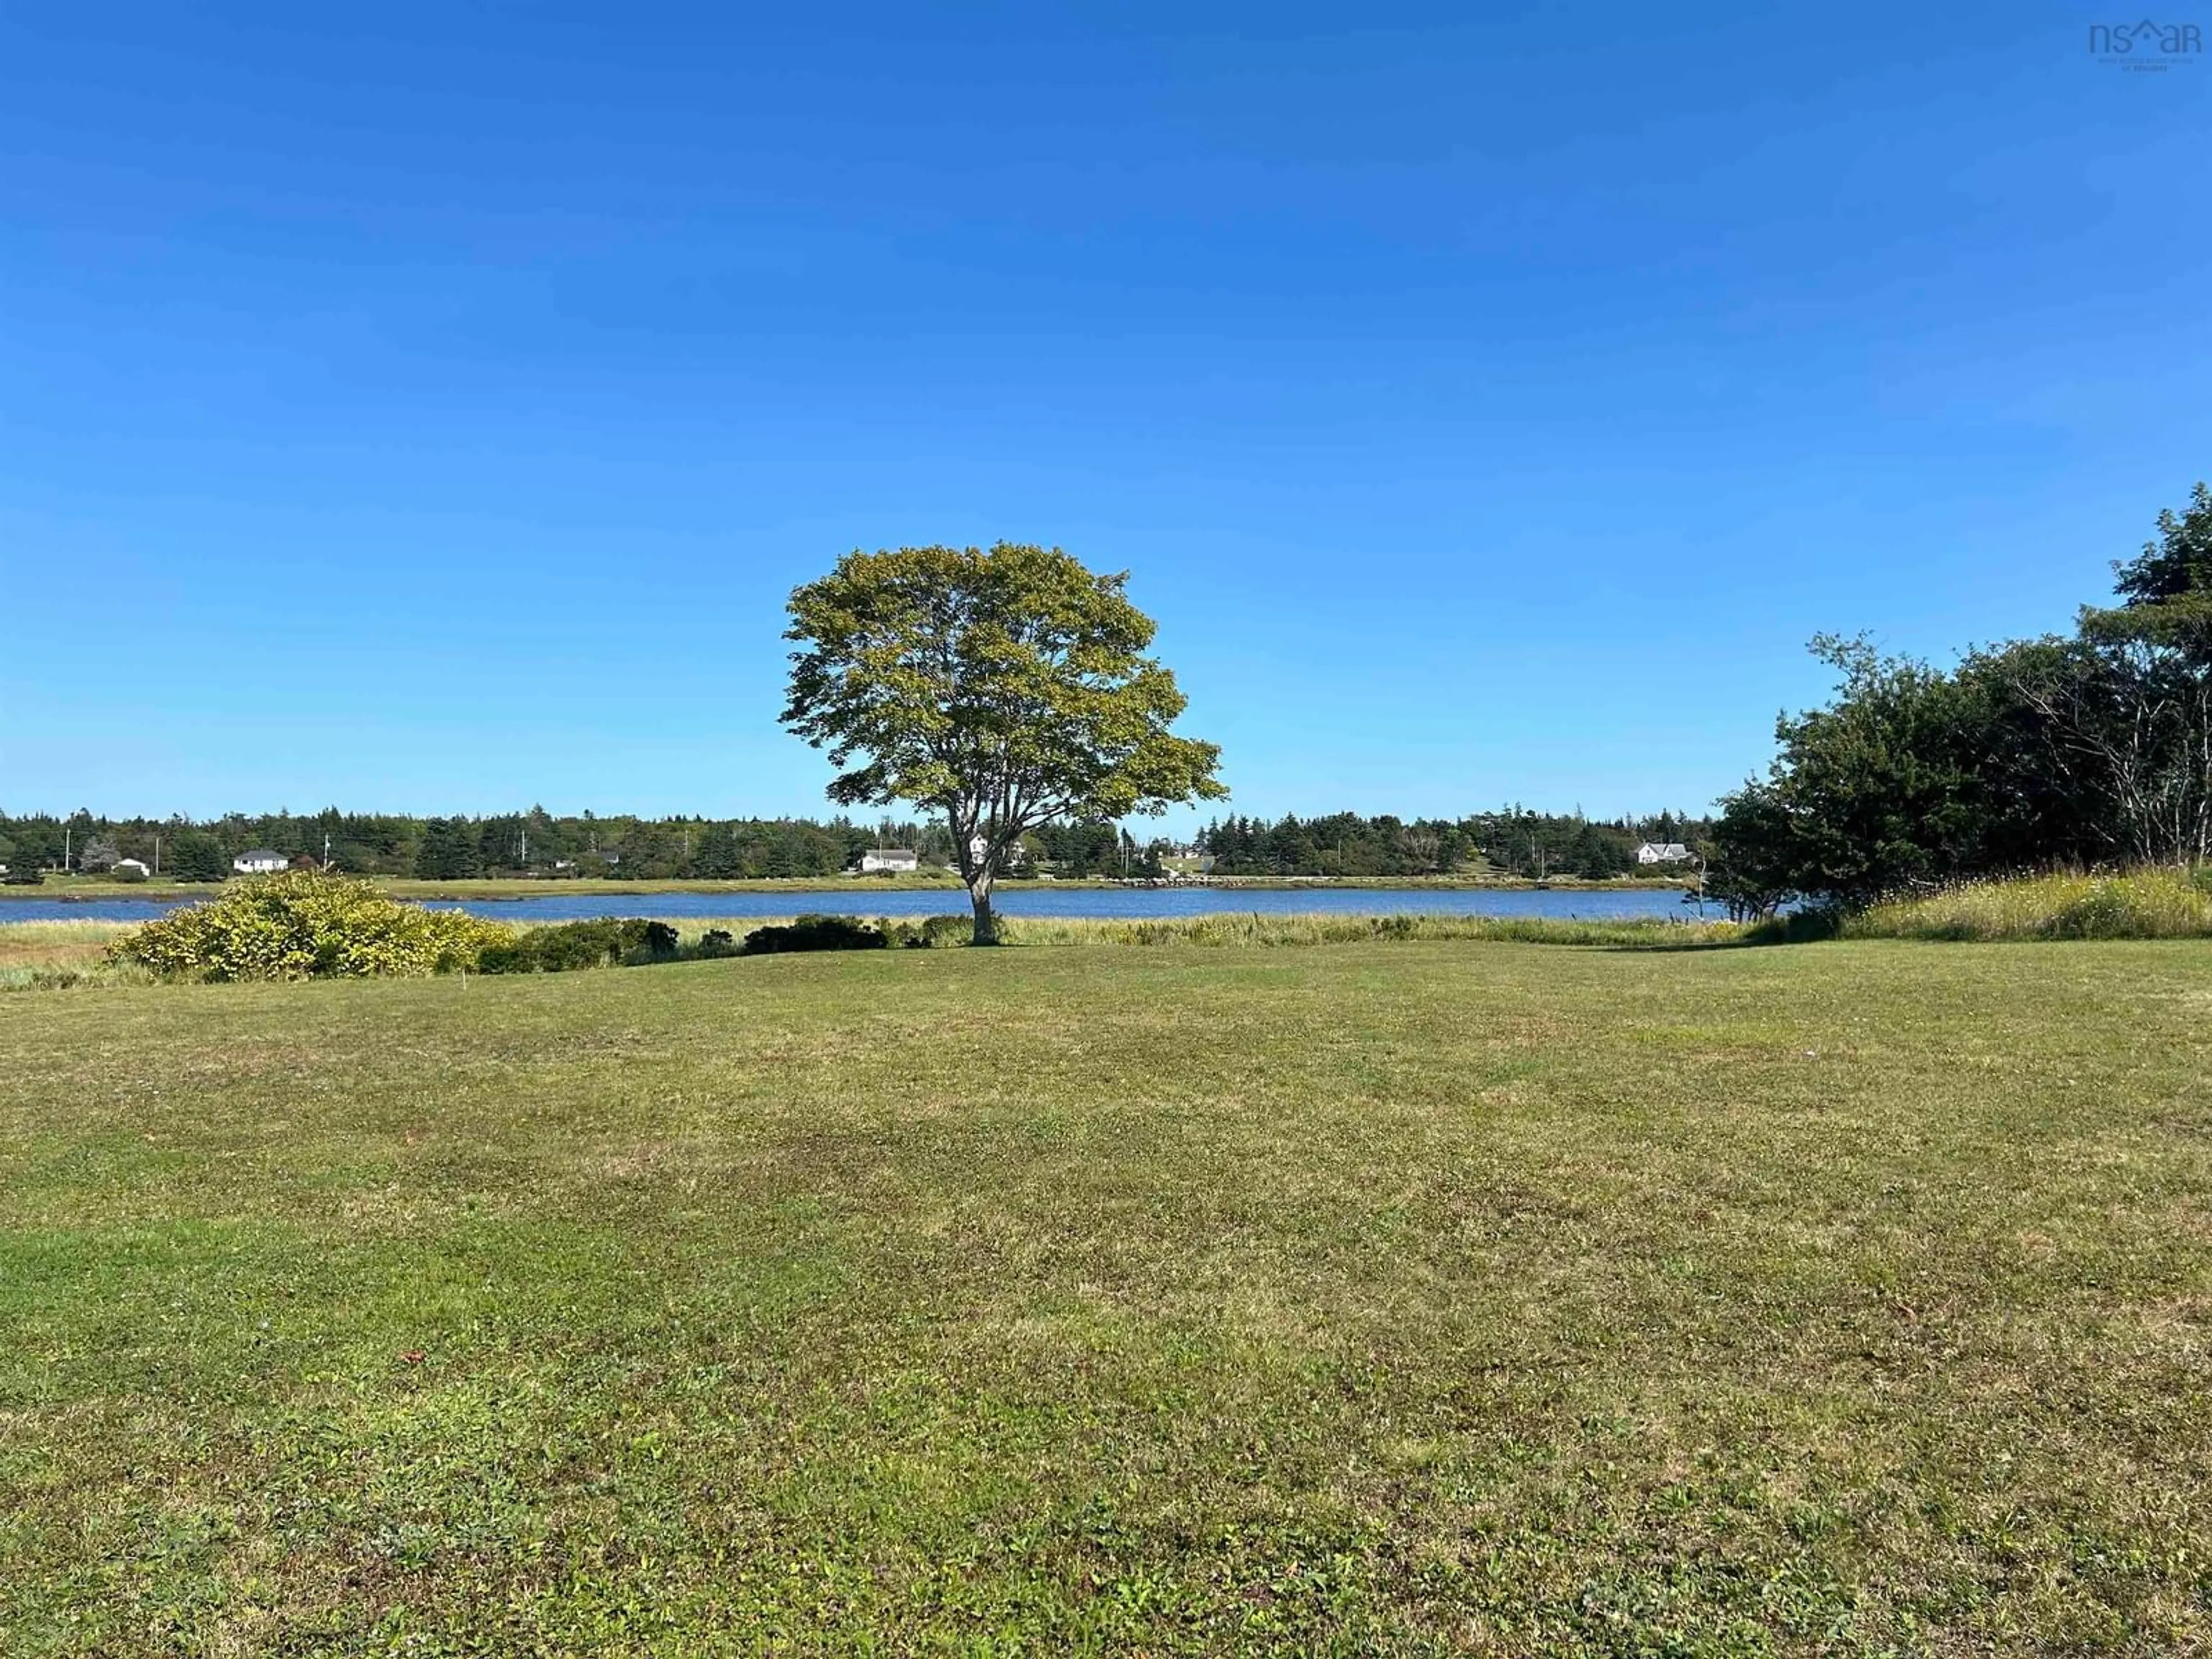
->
[[4, 3, 2207, 830]]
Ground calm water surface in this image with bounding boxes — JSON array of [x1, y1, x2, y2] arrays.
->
[[0, 886, 1706, 925]]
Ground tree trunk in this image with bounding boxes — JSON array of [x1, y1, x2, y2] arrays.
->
[[968, 874, 999, 945]]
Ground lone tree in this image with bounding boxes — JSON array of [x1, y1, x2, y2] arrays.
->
[[782, 542, 1225, 943]]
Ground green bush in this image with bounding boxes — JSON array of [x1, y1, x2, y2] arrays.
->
[[111, 872, 515, 982], [739, 915, 889, 955], [477, 917, 685, 974], [2, 868, 44, 886], [696, 927, 739, 959], [883, 914, 973, 949], [480, 918, 630, 973]]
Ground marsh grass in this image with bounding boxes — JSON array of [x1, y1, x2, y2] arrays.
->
[[1847, 867, 2212, 941], [990, 910, 1740, 947], [0, 921, 146, 989]]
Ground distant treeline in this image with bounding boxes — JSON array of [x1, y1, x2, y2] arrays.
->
[[1197, 810, 1709, 879], [0, 805, 1710, 881], [0, 810, 944, 881]]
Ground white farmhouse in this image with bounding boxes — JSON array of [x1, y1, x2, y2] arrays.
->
[[859, 847, 919, 874], [233, 849, 291, 874], [1635, 842, 1694, 865]]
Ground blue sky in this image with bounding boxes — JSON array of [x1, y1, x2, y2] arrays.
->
[[4, 2, 2208, 829]]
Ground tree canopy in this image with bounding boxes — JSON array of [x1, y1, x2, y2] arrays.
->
[[1709, 482, 2212, 915], [782, 542, 1225, 940]]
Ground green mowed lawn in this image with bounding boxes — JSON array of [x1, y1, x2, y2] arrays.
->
[[2, 942, 2209, 1656]]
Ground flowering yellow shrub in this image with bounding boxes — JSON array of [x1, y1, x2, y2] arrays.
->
[[110, 871, 516, 982]]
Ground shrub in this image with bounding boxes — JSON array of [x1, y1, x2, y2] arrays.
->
[[111, 872, 515, 982], [884, 914, 973, 949], [740, 914, 890, 955], [696, 927, 739, 959], [477, 917, 685, 974], [2, 868, 45, 886], [480, 918, 628, 973]]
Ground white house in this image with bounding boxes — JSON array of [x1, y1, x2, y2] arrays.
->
[[114, 858, 152, 878], [233, 849, 291, 875], [1635, 842, 1694, 865], [859, 847, 919, 874]]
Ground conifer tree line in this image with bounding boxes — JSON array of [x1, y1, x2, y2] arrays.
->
[[0, 810, 939, 882], [0, 805, 1709, 882], [1196, 810, 1709, 879]]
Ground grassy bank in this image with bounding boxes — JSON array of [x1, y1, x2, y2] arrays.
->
[[0, 921, 154, 990], [0, 911, 1738, 990], [1847, 867, 2212, 941], [4, 942, 2210, 1652]]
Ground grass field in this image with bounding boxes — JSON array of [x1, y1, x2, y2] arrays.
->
[[3, 941, 2209, 1654]]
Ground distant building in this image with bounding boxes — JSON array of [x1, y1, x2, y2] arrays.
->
[[114, 858, 152, 878], [859, 847, 919, 873], [232, 850, 290, 875], [1636, 842, 1694, 865]]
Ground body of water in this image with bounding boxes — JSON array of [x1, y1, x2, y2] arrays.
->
[[0, 885, 1707, 925]]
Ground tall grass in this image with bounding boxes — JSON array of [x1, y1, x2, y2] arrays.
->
[[1847, 868, 2212, 941], [0, 920, 142, 988], [943, 912, 1737, 948]]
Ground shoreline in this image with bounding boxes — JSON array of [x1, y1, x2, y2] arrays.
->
[[0, 872, 1698, 905]]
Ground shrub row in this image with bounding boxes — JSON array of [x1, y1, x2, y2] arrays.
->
[[738, 914, 979, 952]]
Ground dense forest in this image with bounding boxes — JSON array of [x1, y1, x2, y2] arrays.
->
[[0, 805, 1710, 882], [0, 810, 945, 882], [1196, 809, 1709, 879]]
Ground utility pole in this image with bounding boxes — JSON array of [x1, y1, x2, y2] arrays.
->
[[153, 834, 161, 876], [63, 828, 70, 873]]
